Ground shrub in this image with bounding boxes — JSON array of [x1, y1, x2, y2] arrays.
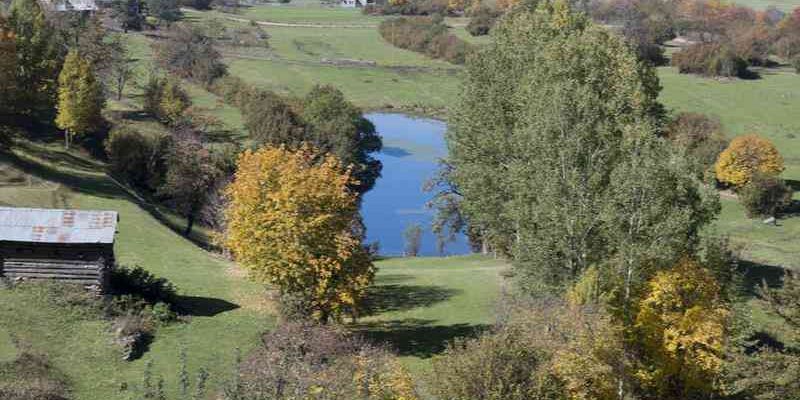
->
[[429, 327, 562, 400], [793, 55, 800, 73], [466, 6, 497, 36], [236, 322, 418, 399], [158, 79, 191, 126], [672, 42, 749, 78], [665, 112, 728, 178], [153, 23, 227, 85], [379, 17, 471, 64], [110, 265, 178, 306], [403, 222, 423, 256], [738, 173, 793, 217], [105, 125, 170, 192], [715, 134, 784, 187]]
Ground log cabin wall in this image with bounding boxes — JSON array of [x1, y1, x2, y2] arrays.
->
[[0, 242, 115, 291]]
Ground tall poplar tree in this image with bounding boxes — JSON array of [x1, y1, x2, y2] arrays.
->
[[55, 50, 105, 149]]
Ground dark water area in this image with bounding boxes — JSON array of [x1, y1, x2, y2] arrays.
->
[[361, 113, 471, 256]]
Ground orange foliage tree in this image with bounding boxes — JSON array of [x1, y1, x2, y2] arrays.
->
[[715, 134, 783, 187], [634, 258, 729, 399], [224, 145, 374, 322]]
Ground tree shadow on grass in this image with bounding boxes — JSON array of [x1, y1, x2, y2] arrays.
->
[[353, 318, 490, 358], [738, 259, 786, 296], [0, 150, 125, 201], [360, 284, 460, 316], [175, 296, 240, 317], [374, 274, 414, 285]]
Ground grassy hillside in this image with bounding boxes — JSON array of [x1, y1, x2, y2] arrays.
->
[[0, 137, 273, 398]]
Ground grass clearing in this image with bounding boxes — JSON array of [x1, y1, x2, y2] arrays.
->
[[232, 0, 385, 26], [733, 0, 800, 11], [354, 255, 507, 375], [0, 329, 16, 363]]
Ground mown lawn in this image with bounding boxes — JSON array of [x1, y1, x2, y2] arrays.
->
[[352, 255, 507, 385], [233, 0, 385, 26]]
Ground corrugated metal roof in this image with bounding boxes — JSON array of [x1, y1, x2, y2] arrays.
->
[[0, 207, 117, 244]]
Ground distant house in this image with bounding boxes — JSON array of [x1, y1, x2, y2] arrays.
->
[[0, 207, 118, 292], [40, 0, 98, 13], [341, 0, 373, 8]]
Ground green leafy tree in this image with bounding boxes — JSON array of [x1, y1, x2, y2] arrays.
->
[[300, 85, 383, 196], [112, 0, 145, 32], [447, 1, 681, 292], [9, 0, 63, 118], [159, 131, 220, 236], [55, 50, 105, 149], [147, 0, 182, 25], [738, 172, 794, 218]]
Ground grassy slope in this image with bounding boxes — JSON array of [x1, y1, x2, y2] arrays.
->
[[0, 139, 272, 399]]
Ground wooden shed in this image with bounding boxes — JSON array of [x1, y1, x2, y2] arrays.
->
[[0, 207, 118, 292]]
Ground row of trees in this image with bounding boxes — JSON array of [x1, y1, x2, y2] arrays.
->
[[0, 0, 137, 148], [433, 2, 799, 399]]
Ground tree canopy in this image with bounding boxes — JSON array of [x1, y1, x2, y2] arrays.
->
[[446, 0, 714, 293], [224, 145, 374, 322], [55, 50, 105, 149]]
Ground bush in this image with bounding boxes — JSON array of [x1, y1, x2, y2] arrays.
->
[[793, 56, 800, 73], [738, 173, 793, 218], [110, 265, 178, 306], [105, 125, 170, 192], [379, 16, 471, 64], [466, 6, 497, 36], [665, 112, 728, 178], [236, 322, 418, 399], [672, 42, 749, 78], [430, 327, 562, 400], [153, 23, 227, 86], [364, 0, 451, 16], [715, 134, 784, 187]]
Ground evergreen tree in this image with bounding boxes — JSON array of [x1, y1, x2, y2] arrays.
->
[[55, 50, 105, 149], [9, 0, 62, 118], [0, 15, 17, 119]]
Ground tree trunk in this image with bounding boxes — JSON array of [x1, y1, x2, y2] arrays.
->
[[64, 130, 70, 150], [184, 212, 195, 237]]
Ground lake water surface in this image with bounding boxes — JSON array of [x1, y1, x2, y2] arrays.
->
[[362, 113, 470, 256]]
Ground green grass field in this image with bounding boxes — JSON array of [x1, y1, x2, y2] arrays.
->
[[734, 0, 799, 11]]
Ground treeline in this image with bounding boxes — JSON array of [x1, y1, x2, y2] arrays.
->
[[592, 0, 800, 76], [433, 3, 800, 399], [378, 15, 471, 64]]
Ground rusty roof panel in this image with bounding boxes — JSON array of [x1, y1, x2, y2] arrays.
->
[[0, 207, 118, 244]]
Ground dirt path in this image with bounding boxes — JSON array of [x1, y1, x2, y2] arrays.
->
[[224, 15, 378, 29]]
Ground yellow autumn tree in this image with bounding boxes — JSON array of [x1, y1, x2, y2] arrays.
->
[[715, 134, 784, 187], [224, 145, 374, 322], [55, 50, 105, 149], [634, 258, 729, 399]]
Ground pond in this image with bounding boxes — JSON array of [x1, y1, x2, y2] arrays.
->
[[361, 113, 471, 256]]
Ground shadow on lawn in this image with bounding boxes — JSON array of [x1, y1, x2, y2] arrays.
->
[[176, 296, 240, 317], [360, 284, 460, 316], [738, 259, 786, 295], [353, 318, 490, 358], [0, 150, 125, 201]]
